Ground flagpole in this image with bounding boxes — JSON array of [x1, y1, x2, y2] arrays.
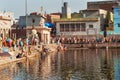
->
[[25, 0, 28, 59], [25, 0, 27, 16], [25, 0, 28, 38]]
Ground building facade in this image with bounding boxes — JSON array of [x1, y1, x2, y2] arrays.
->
[[113, 6, 120, 34], [55, 18, 100, 37], [46, 13, 61, 23], [81, 1, 115, 36], [54, 1, 116, 37], [0, 12, 14, 38], [87, 1, 119, 12], [14, 13, 51, 44], [19, 14, 42, 29], [80, 9, 109, 31], [54, 8, 114, 37]]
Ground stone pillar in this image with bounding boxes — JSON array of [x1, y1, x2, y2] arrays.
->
[[44, 34, 45, 44], [47, 33, 50, 44], [41, 33, 44, 44], [44, 34, 46, 44], [46, 34, 48, 44]]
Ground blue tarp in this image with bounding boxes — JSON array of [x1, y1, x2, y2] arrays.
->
[[45, 22, 54, 28], [2, 47, 9, 53]]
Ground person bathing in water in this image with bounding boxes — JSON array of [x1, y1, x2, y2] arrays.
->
[[57, 43, 67, 51]]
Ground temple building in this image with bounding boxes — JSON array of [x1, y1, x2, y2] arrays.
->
[[13, 12, 51, 44]]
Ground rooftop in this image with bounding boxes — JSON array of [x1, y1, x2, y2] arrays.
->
[[54, 18, 99, 22], [0, 16, 11, 21], [88, 1, 118, 4]]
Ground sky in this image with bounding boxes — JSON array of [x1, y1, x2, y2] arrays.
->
[[0, 0, 113, 18]]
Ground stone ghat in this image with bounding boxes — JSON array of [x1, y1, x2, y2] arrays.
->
[[65, 43, 120, 49]]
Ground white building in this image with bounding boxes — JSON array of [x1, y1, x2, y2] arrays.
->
[[0, 11, 14, 25], [55, 18, 100, 37], [0, 11, 14, 38], [55, 9, 109, 37]]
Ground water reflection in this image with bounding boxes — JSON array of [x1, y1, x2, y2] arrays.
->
[[0, 49, 120, 80]]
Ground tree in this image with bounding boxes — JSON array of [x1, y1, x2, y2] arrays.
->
[[103, 11, 110, 37]]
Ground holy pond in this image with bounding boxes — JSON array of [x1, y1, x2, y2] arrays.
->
[[0, 48, 120, 80]]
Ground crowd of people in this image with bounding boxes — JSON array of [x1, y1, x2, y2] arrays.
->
[[54, 36, 120, 44], [0, 37, 39, 58], [1, 35, 120, 57]]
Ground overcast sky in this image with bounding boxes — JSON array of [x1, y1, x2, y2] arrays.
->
[[0, 0, 113, 18]]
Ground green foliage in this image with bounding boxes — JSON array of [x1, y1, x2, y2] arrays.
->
[[104, 11, 111, 27]]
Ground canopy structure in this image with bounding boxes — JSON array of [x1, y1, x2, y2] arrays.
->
[[45, 22, 54, 28]]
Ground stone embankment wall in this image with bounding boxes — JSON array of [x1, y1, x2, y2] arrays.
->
[[42, 43, 58, 52], [0, 43, 58, 66], [65, 43, 120, 49]]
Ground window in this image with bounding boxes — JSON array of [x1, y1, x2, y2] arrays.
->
[[118, 23, 120, 27], [70, 24, 75, 32], [64, 24, 69, 32], [117, 10, 120, 15], [60, 24, 64, 32], [89, 25, 93, 28], [81, 23, 86, 31], [76, 24, 80, 31]]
